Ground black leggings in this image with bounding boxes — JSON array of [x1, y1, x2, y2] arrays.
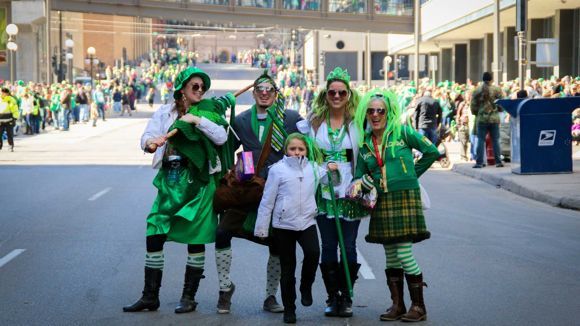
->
[[146, 234, 204, 254], [215, 227, 279, 256], [273, 225, 320, 313]]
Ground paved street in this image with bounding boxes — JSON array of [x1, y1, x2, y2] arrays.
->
[[1, 66, 580, 326]]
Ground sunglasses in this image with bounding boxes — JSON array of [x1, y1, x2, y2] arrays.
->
[[255, 85, 275, 93], [327, 89, 348, 98], [191, 83, 205, 92], [366, 108, 386, 116]]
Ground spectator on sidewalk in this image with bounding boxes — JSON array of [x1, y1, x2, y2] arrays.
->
[[0, 87, 19, 151], [471, 72, 504, 168], [413, 88, 442, 144]]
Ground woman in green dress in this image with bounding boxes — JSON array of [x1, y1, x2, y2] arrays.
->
[[123, 67, 236, 314]]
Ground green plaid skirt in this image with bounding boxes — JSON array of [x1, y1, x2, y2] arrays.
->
[[365, 188, 430, 245]]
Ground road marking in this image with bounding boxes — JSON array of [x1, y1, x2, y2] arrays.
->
[[0, 249, 26, 268], [356, 249, 376, 279], [89, 187, 112, 201]]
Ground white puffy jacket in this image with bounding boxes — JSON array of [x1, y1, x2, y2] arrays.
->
[[254, 156, 330, 237]]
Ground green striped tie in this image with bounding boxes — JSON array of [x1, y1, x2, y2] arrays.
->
[[267, 93, 287, 152]]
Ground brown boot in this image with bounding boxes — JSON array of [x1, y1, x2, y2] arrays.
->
[[401, 273, 427, 322], [380, 268, 406, 321]]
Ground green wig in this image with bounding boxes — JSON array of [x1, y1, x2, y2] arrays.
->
[[284, 132, 324, 164], [354, 89, 403, 158]]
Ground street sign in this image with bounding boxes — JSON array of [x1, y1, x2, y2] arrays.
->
[[536, 38, 558, 67]]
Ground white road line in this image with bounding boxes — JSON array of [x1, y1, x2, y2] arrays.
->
[[89, 187, 112, 201], [356, 249, 376, 280], [0, 249, 26, 268]]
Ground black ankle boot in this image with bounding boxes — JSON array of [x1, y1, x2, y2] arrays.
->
[[175, 266, 205, 313], [283, 311, 297, 324], [123, 267, 163, 312], [300, 282, 313, 306]]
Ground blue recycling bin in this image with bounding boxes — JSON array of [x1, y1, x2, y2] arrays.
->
[[496, 97, 580, 174]]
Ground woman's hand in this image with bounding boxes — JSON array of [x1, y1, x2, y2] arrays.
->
[[179, 113, 201, 125], [327, 162, 339, 171], [145, 136, 167, 153]]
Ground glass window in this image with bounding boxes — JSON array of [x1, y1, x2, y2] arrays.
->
[[374, 0, 413, 16], [237, 0, 274, 8], [283, 0, 320, 10], [170, 0, 229, 4], [329, 0, 367, 13]]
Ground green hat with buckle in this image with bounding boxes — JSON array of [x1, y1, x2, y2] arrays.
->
[[173, 67, 211, 100]]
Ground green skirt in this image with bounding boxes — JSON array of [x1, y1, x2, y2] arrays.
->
[[365, 188, 430, 245], [146, 167, 217, 244]]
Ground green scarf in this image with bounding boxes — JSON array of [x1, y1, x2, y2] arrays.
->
[[250, 105, 274, 144]]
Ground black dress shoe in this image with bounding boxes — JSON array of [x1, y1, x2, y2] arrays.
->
[[496, 163, 504, 167], [472, 164, 483, 168]]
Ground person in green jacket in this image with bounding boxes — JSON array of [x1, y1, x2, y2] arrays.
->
[[0, 87, 20, 151], [123, 67, 237, 314], [353, 89, 438, 322]]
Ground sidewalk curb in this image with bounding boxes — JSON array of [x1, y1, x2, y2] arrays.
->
[[451, 164, 580, 211]]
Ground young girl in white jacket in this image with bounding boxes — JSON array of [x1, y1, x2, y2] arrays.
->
[[255, 133, 337, 324]]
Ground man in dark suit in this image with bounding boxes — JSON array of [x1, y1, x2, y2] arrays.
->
[[214, 71, 302, 315]]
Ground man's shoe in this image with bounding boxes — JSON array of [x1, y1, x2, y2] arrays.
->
[[217, 282, 235, 314], [472, 164, 483, 168], [263, 295, 284, 313], [496, 163, 504, 167]]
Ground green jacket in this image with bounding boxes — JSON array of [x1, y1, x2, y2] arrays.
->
[[355, 125, 439, 193], [470, 84, 503, 124]]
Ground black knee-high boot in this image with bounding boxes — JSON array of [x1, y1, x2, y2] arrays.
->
[[338, 262, 361, 317], [320, 262, 340, 317], [175, 266, 205, 313], [123, 267, 163, 312]]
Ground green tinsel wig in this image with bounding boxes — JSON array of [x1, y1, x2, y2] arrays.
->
[[354, 89, 402, 158]]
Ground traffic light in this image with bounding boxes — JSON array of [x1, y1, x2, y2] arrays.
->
[[51, 54, 57, 71], [319, 51, 325, 66], [291, 29, 297, 42]]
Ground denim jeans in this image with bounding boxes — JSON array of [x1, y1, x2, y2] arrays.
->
[[61, 109, 71, 130], [79, 104, 89, 121], [476, 122, 501, 165], [316, 215, 360, 263], [469, 134, 478, 161], [418, 127, 438, 145]]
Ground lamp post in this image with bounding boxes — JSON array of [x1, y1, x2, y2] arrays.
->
[[65, 38, 74, 82], [86, 46, 96, 87], [6, 23, 19, 83]]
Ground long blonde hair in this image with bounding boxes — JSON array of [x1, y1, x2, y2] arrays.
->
[[309, 80, 360, 132]]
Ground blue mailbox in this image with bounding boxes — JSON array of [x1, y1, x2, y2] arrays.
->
[[496, 97, 580, 174]]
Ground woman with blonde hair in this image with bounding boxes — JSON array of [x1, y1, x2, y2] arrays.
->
[[297, 67, 366, 318]]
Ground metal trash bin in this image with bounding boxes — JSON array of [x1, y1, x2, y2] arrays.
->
[[496, 97, 580, 174]]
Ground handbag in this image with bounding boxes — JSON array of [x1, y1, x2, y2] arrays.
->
[[213, 124, 273, 214]]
